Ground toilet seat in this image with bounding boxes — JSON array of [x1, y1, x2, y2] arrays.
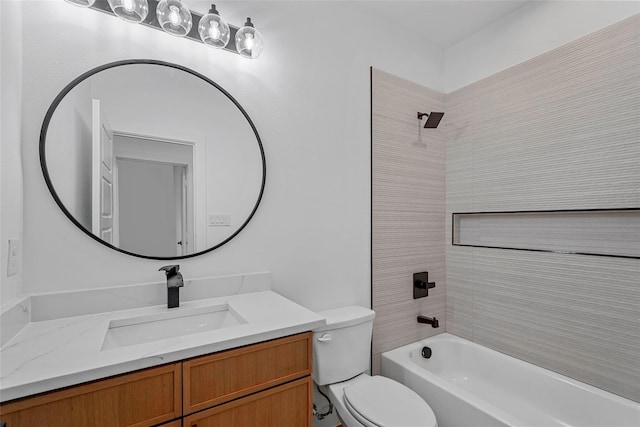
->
[[343, 376, 437, 427]]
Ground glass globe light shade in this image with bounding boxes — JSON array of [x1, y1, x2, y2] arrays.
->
[[107, 0, 148, 23], [156, 0, 192, 37], [234, 18, 264, 59], [198, 4, 230, 49], [64, 0, 96, 7]]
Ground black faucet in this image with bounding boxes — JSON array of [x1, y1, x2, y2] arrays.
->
[[417, 315, 439, 328], [159, 265, 184, 309]]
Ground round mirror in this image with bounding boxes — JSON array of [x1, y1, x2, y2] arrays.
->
[[41, 60, 265, 259]]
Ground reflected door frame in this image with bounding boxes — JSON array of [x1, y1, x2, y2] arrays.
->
[[112, 132, 207, 255], [91, 99, 115, 244]]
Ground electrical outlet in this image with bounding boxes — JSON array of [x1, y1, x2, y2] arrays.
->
[[7, 239, 19, 277]]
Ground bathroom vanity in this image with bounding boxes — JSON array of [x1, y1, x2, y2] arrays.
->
[[0, 275, 324, 427], [0, 332, 312, 426], [0, 59, 321, 426]]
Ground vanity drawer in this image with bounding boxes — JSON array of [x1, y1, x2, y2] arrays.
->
[[183, 376, 312, 427], [183, 332, 312, 414], [0, 363, 182, 427]]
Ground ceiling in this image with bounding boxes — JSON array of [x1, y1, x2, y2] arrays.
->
[[359, 1, 531, 48]]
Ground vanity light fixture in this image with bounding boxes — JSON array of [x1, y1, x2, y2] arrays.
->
[[235, 18, 264, 59], [107, 0, 148, 23], [66, 0, 264, 58], [198, 4, 230, 49]]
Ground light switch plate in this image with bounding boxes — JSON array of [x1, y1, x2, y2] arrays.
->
[[7, 239, 19, 277], [208, 214, 231, 227]]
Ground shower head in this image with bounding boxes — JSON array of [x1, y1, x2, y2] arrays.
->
[[417, 111, 444, 128], [424, 112, 444, 128]]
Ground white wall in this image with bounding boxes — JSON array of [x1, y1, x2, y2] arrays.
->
[[0, 0, 24, 305], [9, 0, 637, 313], [45, 80, 93, 228], [19, 1, 443, 312], [444, 1, 640, 92]]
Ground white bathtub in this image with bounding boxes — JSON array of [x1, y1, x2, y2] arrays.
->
[[381, 333, 640, 427]]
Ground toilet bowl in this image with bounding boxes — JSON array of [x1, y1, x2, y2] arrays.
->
[[313, 306, 437, 427], [324, 374, 437, 427]]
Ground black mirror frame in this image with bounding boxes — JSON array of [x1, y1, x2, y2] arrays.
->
[[40, 59, 266, 260]]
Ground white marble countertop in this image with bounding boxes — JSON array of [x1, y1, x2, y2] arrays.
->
[[0, 289, 325, 402]]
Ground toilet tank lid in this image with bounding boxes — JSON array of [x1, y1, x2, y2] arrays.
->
[[314, 306, 375, 332]]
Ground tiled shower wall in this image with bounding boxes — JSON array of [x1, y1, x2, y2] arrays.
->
[[372, 16, 638, 400], [445, 15, 639, 402], [371, 69, 446, 374]]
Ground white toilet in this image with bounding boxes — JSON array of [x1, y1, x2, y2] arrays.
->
[[313, 306, 437, 427]]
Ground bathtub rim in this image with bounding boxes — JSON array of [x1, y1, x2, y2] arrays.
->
[[382, 335, 518, 427], [381, 332, 640, 421]]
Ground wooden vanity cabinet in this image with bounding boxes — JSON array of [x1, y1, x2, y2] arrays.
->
[[0, 332, 313, 427], [0, 363, 182, 427], [183, 332, 312, 414], [183, 332, 313, 427], [184, 376, 312, 427]]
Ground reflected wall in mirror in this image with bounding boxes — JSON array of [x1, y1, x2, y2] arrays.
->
[[41, 60, 265, 259]]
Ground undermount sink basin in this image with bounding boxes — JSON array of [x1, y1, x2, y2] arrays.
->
[[101, 303, 246, 350]]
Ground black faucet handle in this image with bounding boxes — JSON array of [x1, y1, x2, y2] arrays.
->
[[413, 272, 436, 299], [159, 264, 180, 275], [416, 280, 436, 289]]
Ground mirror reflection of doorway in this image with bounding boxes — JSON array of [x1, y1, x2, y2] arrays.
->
[[113, 134, 195, 257], [117, 159, 188, 256]]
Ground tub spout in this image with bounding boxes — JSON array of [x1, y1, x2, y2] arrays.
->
[[417, 315, 439, 328]]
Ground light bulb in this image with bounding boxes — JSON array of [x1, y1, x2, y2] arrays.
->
[[209, 22, 220, 39], [244, 33, 254, 49], [198, 4, 230, 49], [235, 18, 263, 59], [169, 6, 181, 26], [156, 0, 192, 37], [107, 0, 148, 23]]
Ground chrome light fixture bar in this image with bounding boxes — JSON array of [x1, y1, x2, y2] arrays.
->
[[78, 0, 263, 58]]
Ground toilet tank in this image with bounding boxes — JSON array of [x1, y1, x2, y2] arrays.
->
[[312, 306, 375, 385]]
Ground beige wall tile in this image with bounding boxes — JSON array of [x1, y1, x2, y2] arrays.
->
[[373, 15, 639, 402], [446, 15, 640, 402], [372, 69, 446, 373]]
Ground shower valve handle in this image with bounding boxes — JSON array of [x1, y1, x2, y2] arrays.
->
[[413, 272, 435, 299], [416, 280, 436, 290]]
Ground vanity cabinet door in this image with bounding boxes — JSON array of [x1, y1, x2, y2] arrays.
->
[[183, 376, 312, 427], [0, 363, 182, 427], [183, 332, 312, 414]]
